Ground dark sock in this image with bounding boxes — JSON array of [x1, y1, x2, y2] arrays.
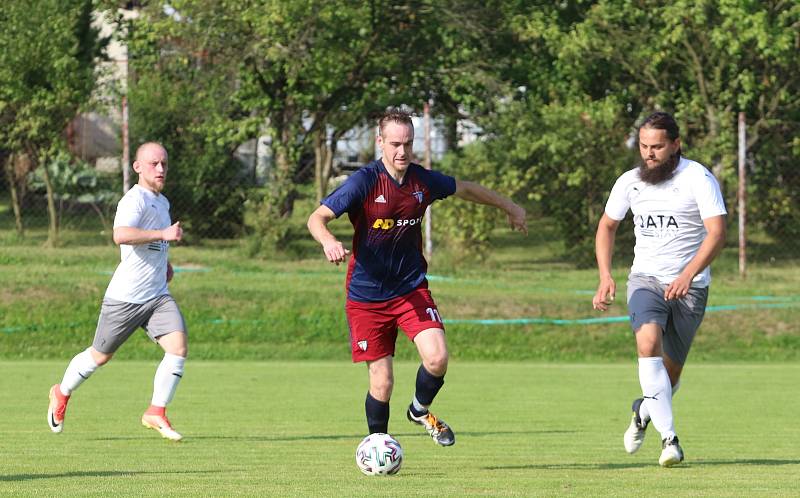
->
[[410, 364, 445, 417], [365, 392, 390, 434]]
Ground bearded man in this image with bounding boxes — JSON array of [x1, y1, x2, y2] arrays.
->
[[592, 112, 727, 467]]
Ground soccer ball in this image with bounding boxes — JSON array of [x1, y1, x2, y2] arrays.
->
[[355, 433, 403, 476]]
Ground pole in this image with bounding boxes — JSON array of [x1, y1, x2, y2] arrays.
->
[[423, 100, 433, 259], [122, 95, 131, 193], [738, 112, 746, 278]]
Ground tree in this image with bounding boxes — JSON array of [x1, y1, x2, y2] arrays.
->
[[121, 1, 390, 246], [460, 0, 800, 262], [0, 0, 106, 244], [553, 0, 800, 247], [435, 1, 615, 263], [124, 1, 534, 252], [124, 17, 248, 238]]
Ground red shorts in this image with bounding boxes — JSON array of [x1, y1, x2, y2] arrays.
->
[[345, 287, 445, 362]]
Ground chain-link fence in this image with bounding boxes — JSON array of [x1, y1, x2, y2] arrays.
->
[[2, 130, 798, 272]]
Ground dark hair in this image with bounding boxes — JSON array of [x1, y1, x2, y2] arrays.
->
[[639, 112, 680, 141], [378, 108, 414, 136]]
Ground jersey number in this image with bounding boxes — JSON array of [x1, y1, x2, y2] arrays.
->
[[425, 307, 442, 323]]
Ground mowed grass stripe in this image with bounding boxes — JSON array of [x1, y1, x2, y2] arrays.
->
[[0, 361, 797, 497]]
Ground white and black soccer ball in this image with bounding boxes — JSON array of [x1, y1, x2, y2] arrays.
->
[[355, 433, 403, 476]]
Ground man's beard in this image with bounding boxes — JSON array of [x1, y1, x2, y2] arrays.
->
[[638, 151, 680, 185]]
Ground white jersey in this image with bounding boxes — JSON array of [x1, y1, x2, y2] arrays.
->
[[105, 185, 172, 303], [605, 157, 727, 287]]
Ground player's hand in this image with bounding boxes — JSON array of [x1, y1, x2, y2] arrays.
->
[[322, 239, 350, 266], [664, 273, 692, 300], [166, 261, 174, 283], [507, 204, 528, 235], [592, 276, 616, 311], [161, 221, 183, 242]]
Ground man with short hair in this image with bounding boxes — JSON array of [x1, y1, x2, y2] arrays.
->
[[308, 108, 527, 446], [48, 142, 188, 442], [592, 112, 727, 466]]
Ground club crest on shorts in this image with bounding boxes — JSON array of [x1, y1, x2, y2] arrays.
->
[[357, 340, 368, 351], [412, 191, 423, 203]]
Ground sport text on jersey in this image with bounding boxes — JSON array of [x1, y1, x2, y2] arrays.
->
[[371, 217, 424, 230], [147, 241, 169, 252], [635, 214, 679, 238]]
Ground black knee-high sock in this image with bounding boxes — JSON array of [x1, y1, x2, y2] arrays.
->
[[365, 392, 390, 434], [411, 364, 445, 415]]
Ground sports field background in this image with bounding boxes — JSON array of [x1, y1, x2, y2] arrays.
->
[[2, 196, 799, 496], [2, 210, 798, 361], [1, 362, 798, 497]]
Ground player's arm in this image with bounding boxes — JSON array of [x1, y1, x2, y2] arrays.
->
[[664, 215, 726, 300], [307, 205, 350, 265], [453, 180, 527, 234], [113, 222, 182, 246], [593, 213, 620, 311]]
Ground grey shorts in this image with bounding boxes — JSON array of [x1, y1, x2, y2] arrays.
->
[[626, 273, 708, 366], [92, 294, 187, 354]]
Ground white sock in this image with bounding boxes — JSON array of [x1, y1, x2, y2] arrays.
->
[[412, 396, 429, 414], [151, 353, 185, 407], [640, 379, 680, 423], [60, 348, 99, 396], [638, 357, 675, 440]]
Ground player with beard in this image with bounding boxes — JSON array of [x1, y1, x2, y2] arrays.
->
[[591, 112, 727, 466], [47, 142, 188, 442]]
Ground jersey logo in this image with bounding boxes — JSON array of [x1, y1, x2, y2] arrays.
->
[[374, 194, 387, 203], [412, 191, 424, 203], [635, 214, 679, 229], [357, 340, 368, 351], [372, 218, 395, 230], [372, 217, 423, 230]]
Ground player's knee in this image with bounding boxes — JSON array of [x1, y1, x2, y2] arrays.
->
[[159, 331, 187, 357], [424, 353, 448, 377], [171, 345, 188, 358], [635, 334, 661, 357], [636, 345, 660, 358], [92, 350, 113, 366]]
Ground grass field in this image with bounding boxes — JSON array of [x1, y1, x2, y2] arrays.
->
[[2, 239, 799, 361], [1, 361, 798, 497], [3, 191, 799, 361], [2, 202, 799, 496]]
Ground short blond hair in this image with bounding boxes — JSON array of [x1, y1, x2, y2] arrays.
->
[[135, 142, 167, 161]]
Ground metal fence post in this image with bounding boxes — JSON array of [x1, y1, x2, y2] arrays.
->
[[423, 100, 433, 260], [738, 111, 746, 278], [122, 95, 130, 193]]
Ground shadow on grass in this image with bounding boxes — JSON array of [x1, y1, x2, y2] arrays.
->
[[485, 462, 653, 470], [0, 469, 225, 482], [94, 429, 574, 443], [690, 459, 800, 467], [485, 458, 800, 471], [93, 433, 366, 442]]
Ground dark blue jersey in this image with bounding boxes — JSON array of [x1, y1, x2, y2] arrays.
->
[[322, 159, 456, 302]]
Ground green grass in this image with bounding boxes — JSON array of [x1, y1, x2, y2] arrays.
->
[[2, 191, 799, 361], [1, 361, 798, 496], [1, 239, 799, 361]]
